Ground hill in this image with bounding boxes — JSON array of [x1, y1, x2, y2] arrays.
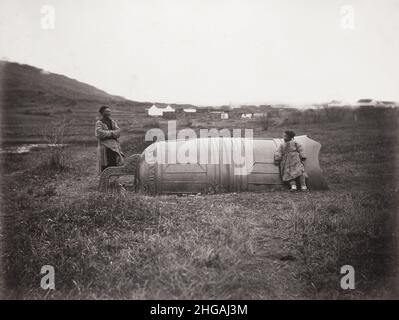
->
[[0, 61, 215, 145], [0, 61, 128, 106], [0, 61, 154, 144]]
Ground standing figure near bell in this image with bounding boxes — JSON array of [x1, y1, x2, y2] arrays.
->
[[95, 105, 124, 173], [274, 130, 308, 191]]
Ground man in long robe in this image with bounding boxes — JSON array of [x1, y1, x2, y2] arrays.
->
[[95, 106, 124, 173]]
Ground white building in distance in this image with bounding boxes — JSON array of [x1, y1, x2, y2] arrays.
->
[[147, 104, 163, 116], [221, 112, 229, 119], [183, 108, 196, 113], [163, 105, 175, 112]]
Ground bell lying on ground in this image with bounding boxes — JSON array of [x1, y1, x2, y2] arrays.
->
[[99, 136, 328, 193]]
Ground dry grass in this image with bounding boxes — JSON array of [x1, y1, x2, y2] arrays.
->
[[288, 191, 396, 298], [1, 109, 398, 299]]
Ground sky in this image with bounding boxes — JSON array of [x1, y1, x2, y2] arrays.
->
[[1, 0, 399, 106]]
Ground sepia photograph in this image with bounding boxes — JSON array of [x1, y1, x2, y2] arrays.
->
[[0, 0, 398, 304]]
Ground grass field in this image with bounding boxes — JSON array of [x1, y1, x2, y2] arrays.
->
[[1, 108, 398, 299]]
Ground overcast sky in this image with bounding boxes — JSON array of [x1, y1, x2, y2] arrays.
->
[[1, 0, 399, 105]]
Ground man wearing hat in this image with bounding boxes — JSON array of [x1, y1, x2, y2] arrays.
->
[[95, 106, 124, 172]]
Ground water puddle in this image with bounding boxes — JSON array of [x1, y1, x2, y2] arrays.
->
[[0, 144, 68, 154]]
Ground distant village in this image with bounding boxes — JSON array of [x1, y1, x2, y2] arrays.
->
[[145, 98, 399, 120], [146, 103, 272, 120]]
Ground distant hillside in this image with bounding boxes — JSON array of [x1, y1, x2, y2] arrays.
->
[[0, 61, 149, 144], [0, 61, 206, 112], [0, 61, 134, 108]]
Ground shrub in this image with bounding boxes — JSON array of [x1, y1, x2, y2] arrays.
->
[[40, 117, 71, 171], [259, 114, 269, 130]]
